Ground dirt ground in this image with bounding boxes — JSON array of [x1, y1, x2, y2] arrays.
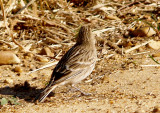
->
[[0, 0, 160, 113], [0, 57, 160, 113]]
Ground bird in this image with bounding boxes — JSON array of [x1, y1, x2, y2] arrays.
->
[[34, 25, 97, 102]]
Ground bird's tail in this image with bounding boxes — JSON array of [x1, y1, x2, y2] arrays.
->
[[34, 84, 58, 102]]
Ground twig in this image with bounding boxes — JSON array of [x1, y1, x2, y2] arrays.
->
[[13, 14, 41, 20], [118, 0, 143, 11], [132, 51, 150, 55], [0, 40, 13, 47], [55, 50, 62, 59], [125, 40, 153, 53], [105, 54, 114, 59], [140, 65, 160, 67], [27, 61, 58, 75], [116, 39, 122, 45]]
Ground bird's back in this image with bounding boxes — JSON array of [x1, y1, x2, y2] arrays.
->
[[48, 43, 97, 86]]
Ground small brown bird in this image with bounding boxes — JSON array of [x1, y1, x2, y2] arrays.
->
[[35, 25, 97, 102]]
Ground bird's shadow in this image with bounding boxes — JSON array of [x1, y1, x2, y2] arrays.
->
[[0, 81, 54, 102]]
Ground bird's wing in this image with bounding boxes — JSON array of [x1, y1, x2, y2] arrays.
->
[[49, 45, 96, 84]]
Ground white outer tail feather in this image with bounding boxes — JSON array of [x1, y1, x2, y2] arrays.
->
[[38, 85, 58, 102]]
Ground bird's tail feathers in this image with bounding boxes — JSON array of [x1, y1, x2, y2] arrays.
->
[[34, 84, 57, 102]]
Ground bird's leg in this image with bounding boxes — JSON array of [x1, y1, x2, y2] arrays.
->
[[71, 84, 91, 96]]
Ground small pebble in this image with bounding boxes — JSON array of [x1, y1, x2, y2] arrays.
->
[[148, 40, 160, 50], [14, 66, 23, 73], [0, 51, 20, 65]]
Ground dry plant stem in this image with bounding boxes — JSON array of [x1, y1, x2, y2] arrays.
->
[[118, 0, 142, 11], [0, 40, 13, 48], [42, 0, 55, 15], [140, 65, 160, 67], [125, 40, 153, 53], [0, 0, 6, 20], [40, 0, 43, 13], [0, 0, 24, 50], [18, 13, 70, 34], [93, 28, 115, 37], [13, 13, 70, 35], [16, 0, 36, 15], [45, 37, 60, 44], [106, 2, 123, 7], [16, 14, 41, 20], [41, 27, 66, 39], [43, 19, 70, 34], [132, 51, 150, 55], [54, 50, 62, 59], [105, 54, 114, 59], [5, 0, 16, 15], [27, 61, 58, 75]]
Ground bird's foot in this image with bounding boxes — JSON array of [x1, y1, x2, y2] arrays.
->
[[71, 84, 91, 96]]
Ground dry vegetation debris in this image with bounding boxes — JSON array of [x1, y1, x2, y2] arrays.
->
[[0, 0, 160, 112]]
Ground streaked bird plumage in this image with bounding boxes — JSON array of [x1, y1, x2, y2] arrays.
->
[[35, 25, 97, 102]]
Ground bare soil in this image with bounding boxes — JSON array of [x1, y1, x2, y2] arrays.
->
[[0, 57, 160, 113]]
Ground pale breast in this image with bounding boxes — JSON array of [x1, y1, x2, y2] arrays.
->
[[70, 61, 96, 84]]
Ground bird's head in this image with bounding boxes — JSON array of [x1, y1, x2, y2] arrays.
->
[[76, 25, 95, 46]]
